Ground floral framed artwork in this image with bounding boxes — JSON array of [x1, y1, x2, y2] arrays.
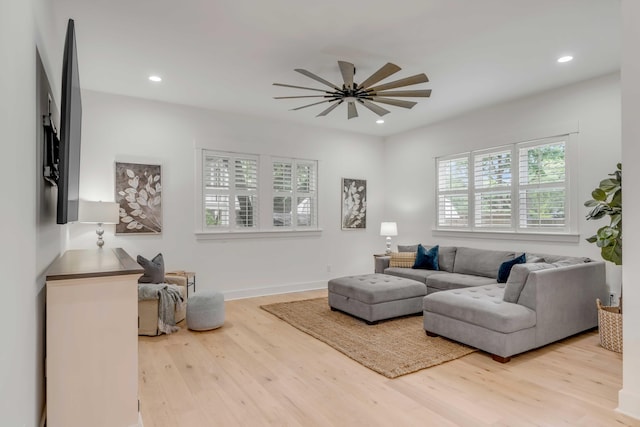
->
[[115, 161, 162, 234], [342, 178, 367, 230]]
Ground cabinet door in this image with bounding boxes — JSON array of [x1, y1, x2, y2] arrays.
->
[[47, 274, 138, 427]]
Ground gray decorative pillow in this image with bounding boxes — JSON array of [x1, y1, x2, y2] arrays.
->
[[137, 253, 165, 284]]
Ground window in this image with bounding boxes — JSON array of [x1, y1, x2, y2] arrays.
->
[[436, 135, 569, 234], [437, 156, 469, 227], [203, 152, 258, 230], [272, 158, 317, 228], [518, 140, 566, 230], [200, 150, 318, 234], [474, 148, 512, 228]]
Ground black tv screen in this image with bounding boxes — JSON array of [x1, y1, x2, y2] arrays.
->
[[57, 19, 82, 224]]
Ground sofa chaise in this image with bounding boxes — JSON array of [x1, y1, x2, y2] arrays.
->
[[375, 245, 607, 362]]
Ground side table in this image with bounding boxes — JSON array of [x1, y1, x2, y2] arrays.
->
[[166, 270, 196, 298]]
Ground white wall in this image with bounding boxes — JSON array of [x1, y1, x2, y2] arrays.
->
[[384, 73, 622, 293], [619, 0, 640, 419], [68, 91, 385, 297], [0, 0, 63, 425]]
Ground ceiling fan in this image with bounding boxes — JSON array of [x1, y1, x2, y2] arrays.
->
[[273, 61, 431, 119]]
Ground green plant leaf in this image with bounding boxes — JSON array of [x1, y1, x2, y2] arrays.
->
[[611, 189, 621, 207], [592, 188, 607, 201], [585, 235, 597, 243], [600, 180, 619, 193], [584, 199, 599, 207]]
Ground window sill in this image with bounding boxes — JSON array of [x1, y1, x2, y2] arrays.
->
[[432, 229, 580, 243], [195, 228, 323, 240]]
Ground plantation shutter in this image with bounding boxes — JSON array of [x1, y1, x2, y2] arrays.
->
[[437, 155, 469, 227], [203, 151, 258, 229], [234, 157, 258, 227], [473, 149, 512, 228], [272, 159, 318, 228], [518, 140, 566, 230], [295, 161, 317, 227]]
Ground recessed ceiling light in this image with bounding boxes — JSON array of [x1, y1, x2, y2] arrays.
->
[[148, 75, 162, 82], [376, 119, 385, 124], [557, 56, 573, 63]]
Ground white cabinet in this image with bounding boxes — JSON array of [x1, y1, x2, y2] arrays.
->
[[46, 249, 142, 427]]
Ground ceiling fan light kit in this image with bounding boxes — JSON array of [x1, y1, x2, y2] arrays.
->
[[274, 61, 431, 119]]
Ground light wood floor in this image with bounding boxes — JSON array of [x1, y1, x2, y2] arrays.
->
[[138, 289, 639, 427]]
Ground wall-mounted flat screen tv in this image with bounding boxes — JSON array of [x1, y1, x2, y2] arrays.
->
[[57, 18, 82, 224]]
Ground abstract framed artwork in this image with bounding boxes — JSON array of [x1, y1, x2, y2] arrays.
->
[[341, 178, 367, 230], [115, 161, 163, 234]]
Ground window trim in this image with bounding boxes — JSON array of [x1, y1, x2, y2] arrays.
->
[[435, 133, 578, 236]]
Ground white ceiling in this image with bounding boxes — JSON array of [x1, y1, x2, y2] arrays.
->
[[50, 0, 620, 137]]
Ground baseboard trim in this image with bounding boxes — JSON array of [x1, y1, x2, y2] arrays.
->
[[617, 389, 640, 420], [224, 281, 327, 300]]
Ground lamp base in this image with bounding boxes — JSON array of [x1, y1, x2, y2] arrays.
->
[[96, 224, 105, 248], [385, 236, 392, 254]]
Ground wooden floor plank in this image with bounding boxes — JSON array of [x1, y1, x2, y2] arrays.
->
[[138, 289, 640, 427]]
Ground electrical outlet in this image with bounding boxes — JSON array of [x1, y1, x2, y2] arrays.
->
[[609, 292, 618, 306]]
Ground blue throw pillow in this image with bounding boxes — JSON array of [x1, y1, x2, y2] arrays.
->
[[497, 253, 526, 283], [412, 244, 439, 270]]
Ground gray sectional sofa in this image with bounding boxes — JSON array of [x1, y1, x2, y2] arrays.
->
[[376, 245, 607, 362]]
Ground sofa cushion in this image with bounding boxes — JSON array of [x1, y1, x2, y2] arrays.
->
[[413, 244, 439, 270], [453, 247, 515, 278], [497, 253, 526, 283], [397, 244, 419, 253], [423, 284, 536, 333], [384, 267, 442, 283], [503, 263, 557, 303], [389, 252, 416, 268], [426, 272, 497, 291], [435, 246, 457, 273]]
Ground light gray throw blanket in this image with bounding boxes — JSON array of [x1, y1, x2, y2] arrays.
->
[[138, 283, 184, 334]]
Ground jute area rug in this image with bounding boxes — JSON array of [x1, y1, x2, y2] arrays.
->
[[260, 297, 476, 379]]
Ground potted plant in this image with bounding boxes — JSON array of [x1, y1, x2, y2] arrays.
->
[[584, 162, 622, 352]]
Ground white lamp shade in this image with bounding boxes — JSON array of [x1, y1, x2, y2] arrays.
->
[[78, 201, 120, 224], [380, 222, 398, 237]]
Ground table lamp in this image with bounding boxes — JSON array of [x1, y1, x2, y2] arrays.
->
[[79, 200, 120, 247], [380, 222, 398, 254]]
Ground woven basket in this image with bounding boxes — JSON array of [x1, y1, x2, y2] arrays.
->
[[596, 298, 623, 353]]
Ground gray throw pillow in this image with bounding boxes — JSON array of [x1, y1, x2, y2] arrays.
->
[[137, 253, 165, 284]]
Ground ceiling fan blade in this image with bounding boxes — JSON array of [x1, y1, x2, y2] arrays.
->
[[358, 63, 401, 89], [274, 95, 328, 99], [347, 101, 358, 119], [295, 68, 341, 90], [273, 83, 331, 93], [367, 74, 429, 92], [338, 60, 355, 88], [291, 99, 332, 111], [358, 100, 390, 117], [373, 89, 432, 97], [370, 97, 417, 109], [316, 100, 342, 117]]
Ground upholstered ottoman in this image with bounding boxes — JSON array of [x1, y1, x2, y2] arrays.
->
[[328, 273, 427, 324], [186, 290, 225, 331]]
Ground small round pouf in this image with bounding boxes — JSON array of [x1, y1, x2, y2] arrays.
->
[[186, 290, 225, 331]]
